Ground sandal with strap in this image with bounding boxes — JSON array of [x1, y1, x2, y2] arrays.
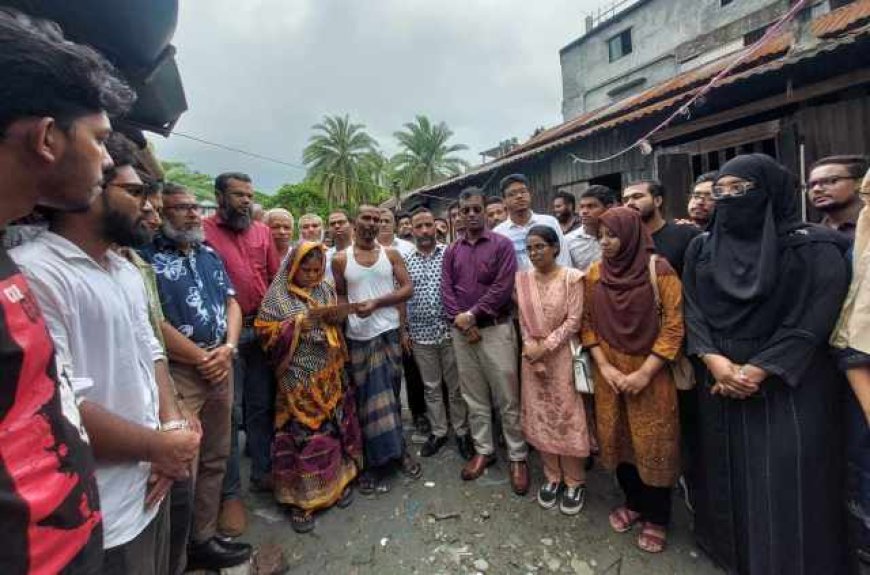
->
[[637, 522, 667, 553], [336, 486, 354, 509], [608, 506, 641, 533], [289, 508, 315, 534], [400, 452, 423, 480], [358, 474, 377, 496]]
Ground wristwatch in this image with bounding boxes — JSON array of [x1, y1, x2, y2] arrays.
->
[[160, 419, 189, 432], [224, 342, 239, 358]]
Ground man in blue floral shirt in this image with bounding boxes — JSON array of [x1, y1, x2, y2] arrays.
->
[[139, 183, 249, 571], [403, 207, 471, 460]]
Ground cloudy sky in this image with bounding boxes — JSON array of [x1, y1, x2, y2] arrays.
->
[[149, 0, 602, 193]]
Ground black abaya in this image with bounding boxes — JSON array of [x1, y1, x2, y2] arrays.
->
[[684, 229, 853, 574]]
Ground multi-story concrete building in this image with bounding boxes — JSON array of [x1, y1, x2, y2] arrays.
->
[[560, 0, 846, 119]]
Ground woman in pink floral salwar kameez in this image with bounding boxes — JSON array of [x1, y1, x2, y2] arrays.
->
[[516, 225, 591, 515]]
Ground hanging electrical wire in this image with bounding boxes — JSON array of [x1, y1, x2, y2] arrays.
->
[[568, 0, 809, 165]]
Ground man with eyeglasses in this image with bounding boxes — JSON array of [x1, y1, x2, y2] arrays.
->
[[203, 172, 280, 537], [140, 182, 250, 571], [443, 187, 529, 495], [807, 155, 869, 241], [12, 133, 202, 574], [493, 173, 570, 271], [685, 172, 717, 229]]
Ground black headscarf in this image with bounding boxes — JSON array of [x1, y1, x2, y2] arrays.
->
[[706, 154, 803, 307]]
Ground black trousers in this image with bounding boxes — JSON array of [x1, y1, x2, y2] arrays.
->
[[616, 463, 672, 526], [402, 350, 426, 418], [168, 479, 193, 575], [103, 498, 170, 575]]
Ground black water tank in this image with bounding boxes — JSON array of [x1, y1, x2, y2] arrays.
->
[[5, 0, 187, 136]]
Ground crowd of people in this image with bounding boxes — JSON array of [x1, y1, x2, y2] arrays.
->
[[3, 8, 870, 575]]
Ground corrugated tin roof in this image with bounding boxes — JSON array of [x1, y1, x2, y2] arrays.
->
[[408, 7, 870, 200], [812, 0, 870, 38]]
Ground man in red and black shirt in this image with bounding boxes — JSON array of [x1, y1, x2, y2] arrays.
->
[[0, 9, 135, 573]]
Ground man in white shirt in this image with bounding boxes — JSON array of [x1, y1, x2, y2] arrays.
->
[[12, 162, 200, 574], [565, 185, 619, 272], [492, 173, 571, 271], [378, 208, 416, 257]]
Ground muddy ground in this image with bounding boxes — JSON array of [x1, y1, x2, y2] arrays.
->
[[238, 422, 723, 575]]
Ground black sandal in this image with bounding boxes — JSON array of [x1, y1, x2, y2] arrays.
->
[[358, 474, 376, 496], [400, 452, 423, 480], [289, 508, 315, 534], [337, 486, 354, 508]]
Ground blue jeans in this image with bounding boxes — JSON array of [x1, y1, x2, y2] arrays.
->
[[221, 327, 276, 499]]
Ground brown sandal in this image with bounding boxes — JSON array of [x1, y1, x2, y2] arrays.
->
[[637, 522, 667, 553], [608, 506, 641, 533]]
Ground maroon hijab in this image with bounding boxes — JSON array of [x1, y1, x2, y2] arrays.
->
[[591, 207, 659, 355]]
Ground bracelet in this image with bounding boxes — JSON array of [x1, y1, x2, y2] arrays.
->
[[160, 419, 189, 432]]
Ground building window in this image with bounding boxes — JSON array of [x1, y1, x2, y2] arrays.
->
[[608, 29, 632, 62], [721, 0, 734, 6]]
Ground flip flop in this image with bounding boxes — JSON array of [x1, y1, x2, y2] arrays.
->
[[289, 508, 315, 534], [400, 453, 423, 480], [336, 486, 354, 508]]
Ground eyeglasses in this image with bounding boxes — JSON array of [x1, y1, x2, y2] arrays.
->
[[164, 203, 202, 213], [460, 205, 483, 214], [711, 182, 755, 200], [804, 176, 856, 191], [689, 192, 714, 202]]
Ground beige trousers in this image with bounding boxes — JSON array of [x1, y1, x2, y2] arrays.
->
[[170, 363, 232, 542], [451, 323, 528, 461], [412, 340, 469, 438]]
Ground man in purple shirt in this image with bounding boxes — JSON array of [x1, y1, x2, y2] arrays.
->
[[441, 187, 529, 495]]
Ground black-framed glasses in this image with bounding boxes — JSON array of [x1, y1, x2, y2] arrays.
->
[[164, 203, 202, 213], [711, 182, 755, 200], [804, 175, 856, 191], [460, 205, 484, 214], [689, 192, 714, 202]]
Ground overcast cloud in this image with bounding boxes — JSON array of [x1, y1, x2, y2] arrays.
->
[[148, 0, 602, 193]]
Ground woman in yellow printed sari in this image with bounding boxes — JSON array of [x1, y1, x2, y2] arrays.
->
[[256, 241, 362, 533]]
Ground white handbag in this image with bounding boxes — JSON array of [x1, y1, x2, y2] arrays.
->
[[570, 338, 595, 394]]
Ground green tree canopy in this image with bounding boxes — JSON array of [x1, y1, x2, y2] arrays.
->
[[262, 180, 328, 219], [391, 115, 469, 191], [303, 114, 383, 208], [161, 160, 270, 205]]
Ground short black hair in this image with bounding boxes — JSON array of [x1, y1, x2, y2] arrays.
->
[[410, 206, 432, 219], [328, 208, 350, 220], [397, 211, 412, 222], [485, 196, 504, 207], [447, 200, 459, 212], [459, 186, 486, 203], [627, 179, 665, 199], [809, 155, 870, 180], [553, 190, 576, 211], [695, 171, 718, 186], [215, 172, 252, 194], [102, 132, 138, 184], [580, 185, 618, 206], [499, 173, 529, 195], [527, 225, 560, 256], [0, 9, 135, 136]]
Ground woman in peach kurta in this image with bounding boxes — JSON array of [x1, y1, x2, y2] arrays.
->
[[517, 226, 590, 515], [581, 208, 683, 553]]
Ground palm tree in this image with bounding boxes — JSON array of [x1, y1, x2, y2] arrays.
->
[[303, 114, 379, 207], [391, 115, 470, 191]]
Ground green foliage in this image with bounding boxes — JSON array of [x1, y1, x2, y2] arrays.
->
[[391, 115, 469, 191], [303, 114, 385, 208], [262, 180, 330, 219], [161, 160, 270, 206], [161, 161, 215, 202]]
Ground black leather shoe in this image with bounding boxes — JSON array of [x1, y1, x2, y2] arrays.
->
[[456, 434, 474, 461], [420, 435, 448, 457], [214, 536, 253, 554], [187, 537, 252, 571]]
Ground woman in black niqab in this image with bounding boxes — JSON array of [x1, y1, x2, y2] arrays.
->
[[683, 154, 855, 574]]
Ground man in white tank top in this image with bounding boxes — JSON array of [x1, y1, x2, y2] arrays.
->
[[332, 205, 421, 492]]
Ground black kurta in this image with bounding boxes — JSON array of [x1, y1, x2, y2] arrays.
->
[[684, 228, 853, 575]]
